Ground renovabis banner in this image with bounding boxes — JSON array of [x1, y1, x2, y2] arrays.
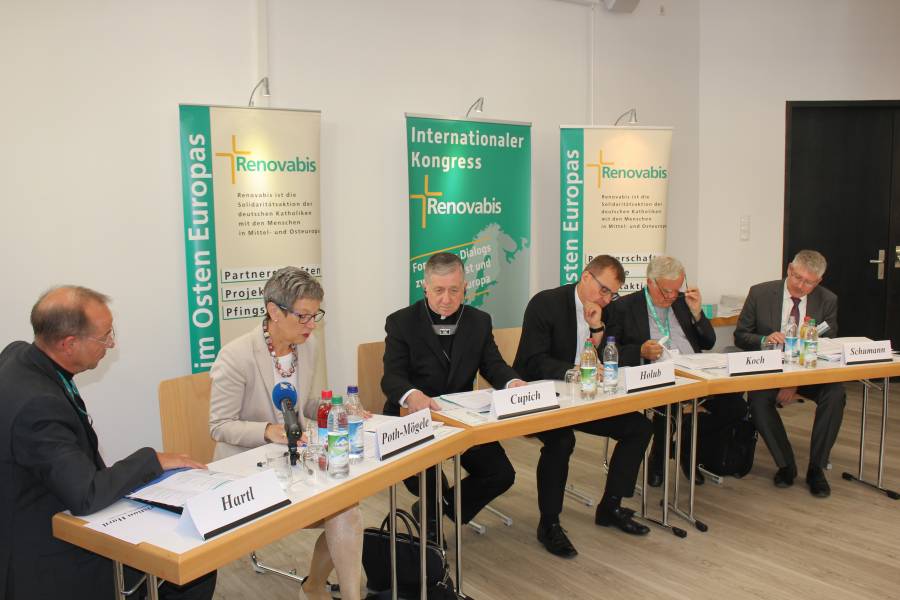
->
[[560, 126, 672, 293], [179, 105, 321, 372], [406, 114, 531, 327]]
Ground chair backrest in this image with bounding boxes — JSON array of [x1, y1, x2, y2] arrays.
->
[[158, 372, 216, 463], [357, 340, 387, 414], [475, 327, 522, 390]]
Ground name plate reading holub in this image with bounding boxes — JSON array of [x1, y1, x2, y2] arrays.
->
[[491, 381, 558, 420], [727, 350, 783, 376], [622, 361, 675, 393], [181, 469, 290, 540], [375, 411, 435, 460], [843, 340, 893, 365]]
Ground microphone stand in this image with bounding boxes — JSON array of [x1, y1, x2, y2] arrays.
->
[[282, 400, 302, 466]]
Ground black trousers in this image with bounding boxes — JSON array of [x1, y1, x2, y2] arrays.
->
[[650, 393, 748, 466], [535, 412, 651, 520], [404, 441, 515, 524], [749, 382, 845, 469]]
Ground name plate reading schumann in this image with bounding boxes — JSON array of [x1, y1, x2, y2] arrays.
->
[[375, 410, 435, 460], [491, 381, 559, 420], [843, 340, 892, 365], [727, 350, 783, 376]]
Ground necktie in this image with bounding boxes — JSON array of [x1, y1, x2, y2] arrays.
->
[[790, 296, 801, 325]]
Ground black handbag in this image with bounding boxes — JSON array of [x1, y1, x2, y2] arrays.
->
[[362, 509, 455, 599]]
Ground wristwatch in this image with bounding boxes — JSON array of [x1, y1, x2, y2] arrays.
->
[[589, 325, 605, 334]]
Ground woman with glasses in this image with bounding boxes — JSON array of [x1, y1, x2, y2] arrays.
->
[[208, 266, 362, 600]]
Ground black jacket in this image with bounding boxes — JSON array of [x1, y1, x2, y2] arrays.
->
[[734, 279, 838, 350], [0, 341, 163, 600], [513, 284, 586, 381], [605, 289, 715, 366], [381, 301, 519, 415]]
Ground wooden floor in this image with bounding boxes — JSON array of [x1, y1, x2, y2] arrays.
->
[[213, 383, 900, 599]]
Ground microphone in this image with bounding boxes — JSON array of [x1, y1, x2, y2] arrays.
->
[[272, 382, 302, 465]]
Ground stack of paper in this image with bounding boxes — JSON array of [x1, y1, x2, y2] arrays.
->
[[673, 353, 729, 371], [817, 336, 873, 361], [127, 469, 240, 513], [440, 390, 493, 413]]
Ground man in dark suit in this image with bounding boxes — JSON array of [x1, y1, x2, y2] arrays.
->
[[514, 255, 652, 558], [0, 286, 216, 600], [605, 256, 747, 487], [734, 250, 844, 497], [382, 253, 525, 527]]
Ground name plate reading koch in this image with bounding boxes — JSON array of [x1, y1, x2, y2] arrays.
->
[[843, 340, 893, 365], [375, 410, 435, 460], [491, 381, 559, 420], [181, 470, 289, 540], [622, 361, 675, 393], [727, 350, 783, 376]]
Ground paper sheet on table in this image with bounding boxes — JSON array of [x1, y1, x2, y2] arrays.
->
[[816, 336, 873, 361], [126, 469, 239, 511], [440, 390, 493, 412], [673, 352, 729, 370], [82, 500, 181, 544], [364, 413, 402, 433]]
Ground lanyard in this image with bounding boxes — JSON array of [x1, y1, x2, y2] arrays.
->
[[56, 370, 91, 420], [644, 287, 671, 344]]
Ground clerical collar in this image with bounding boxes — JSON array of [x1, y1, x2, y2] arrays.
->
[[426, 303, 464, 336]]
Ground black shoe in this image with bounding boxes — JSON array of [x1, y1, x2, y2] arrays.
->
[[536, 522, 578, 558], [680, 458, 705, 486], [806, 467, 831, 498], [595, 506, 650, 535], [774, 465, 797, 488]]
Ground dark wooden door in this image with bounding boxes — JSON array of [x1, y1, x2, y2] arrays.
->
[[785, 101, 900, 347]]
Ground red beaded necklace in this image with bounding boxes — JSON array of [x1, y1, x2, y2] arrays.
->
[[262, 317, 297, 378]]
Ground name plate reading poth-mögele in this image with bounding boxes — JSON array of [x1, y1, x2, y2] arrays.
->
[[375, 410, 435, 460], [181, 470, 289, 540], [622, 361, 675, 393], [843, 340, 893, 365], [727, 350, 783, 376], [491, 381, 559, 420]]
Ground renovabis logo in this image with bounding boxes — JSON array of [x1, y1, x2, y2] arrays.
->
[[408, 175, 501, 229], [585, 149, 668, 190], [215, 135, 317, 184]]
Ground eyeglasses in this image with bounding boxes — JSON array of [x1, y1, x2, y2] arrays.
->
[[82, 327, 116, 348], [652, 278, 685, 299], [278, 305, 326, 324], [587, 270, 620, 301], [787, 268, 820, 288]]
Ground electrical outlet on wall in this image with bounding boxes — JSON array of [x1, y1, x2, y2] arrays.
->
[[739, 215, 751, 241]]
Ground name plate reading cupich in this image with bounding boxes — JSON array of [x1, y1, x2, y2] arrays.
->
[[622, 361, 676, 393], [375, 410, 435, 460], [180, 470, 289, 540], [843, 340, 893, 365], [491, 381, 559, 420], [727, 350, 783, 376]]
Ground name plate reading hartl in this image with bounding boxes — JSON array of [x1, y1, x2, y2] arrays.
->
[[727, 350, 783, 376], [181, 470, 290, 540], [491, 381, 559, 420], [622, 361, 676, 393], [375, 410, 435, 460], [843, 340, 893, 365]]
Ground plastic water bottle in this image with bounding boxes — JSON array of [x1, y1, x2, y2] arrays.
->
[[784, 316, 798, 364], [602, 337, 619, 394], [345, 385, 364, 464], [804, 318, 818, 369], [798, 317, 811, 366], [327, 396, 349, 479], [580, 340, 598, 400], [317, 389, 332, 448]]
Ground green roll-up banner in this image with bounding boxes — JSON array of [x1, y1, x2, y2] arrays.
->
[[178, 105, 322, 372], [406, 114, 531, 327]]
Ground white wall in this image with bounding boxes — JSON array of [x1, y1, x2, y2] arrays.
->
[[697, 0, 900, 301]]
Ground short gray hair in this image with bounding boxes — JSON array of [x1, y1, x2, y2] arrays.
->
[[31, 285, 111, 344], [791, 250, 827, 278], [424, 252, 464, 280], [646, 256, 685, 281], [263, 267, 323, 308]]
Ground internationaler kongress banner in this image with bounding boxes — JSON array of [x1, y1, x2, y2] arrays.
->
[[178, 105, 321, 372], [560, 126, 672, 293], [406, 114, 531, 327]]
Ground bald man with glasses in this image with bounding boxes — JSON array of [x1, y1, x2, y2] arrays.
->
[[735, 250, 844, 497]]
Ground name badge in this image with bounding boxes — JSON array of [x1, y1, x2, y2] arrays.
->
[[375, 410, 435, 460], [491, 381, 559, 420], [181, 470, 290, 540], [622, 361, 675, 393], [727, 350, 783, 376], [843, 340, 892, 365]]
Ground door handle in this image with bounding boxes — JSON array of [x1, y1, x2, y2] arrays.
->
[[870, 249, 885, 280]]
